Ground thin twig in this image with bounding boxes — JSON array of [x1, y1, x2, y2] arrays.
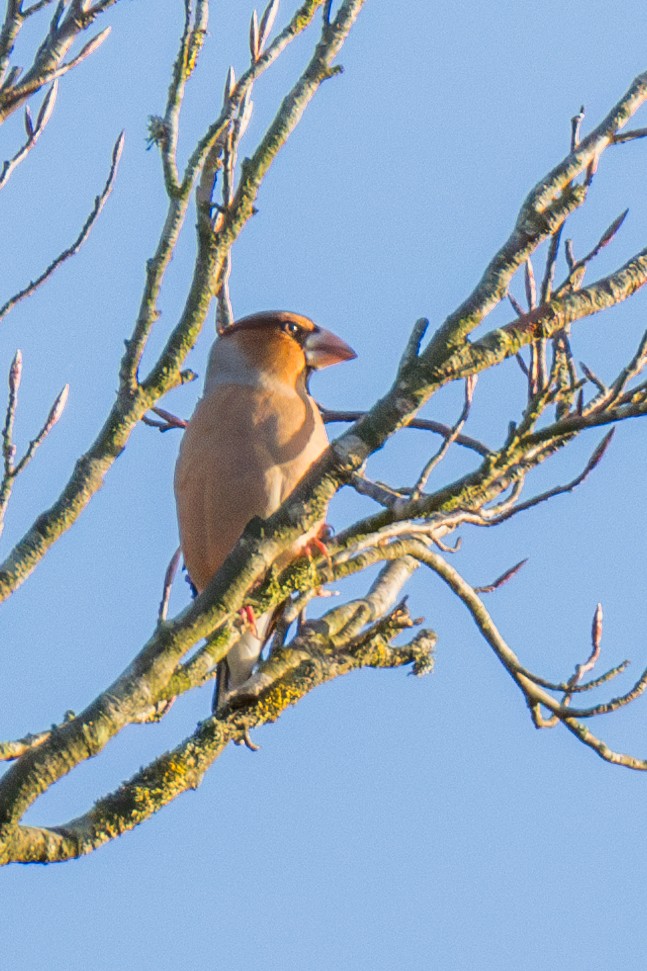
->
[[349, 473, 407, 507], [160, 0, 209, 194], [159, 547, 182, 622], [519, 659, 630, 695], [319, 408, 490, 456], [398, 317, 429, 373], [474, 558, 528, 594], [612, 126, 647, 144], [0, 25, 112, 122], [142, 406, 188, 432], [0, 726, 53, 762], [570, 105, 584, 151], [560, 602, 604, 707], [540, 224, 563, 304], [580, 361, 607, 395], [560, 210, 629, 295], [0, 130, 124, 323], [417, 546, 647, 769], [0, 350, 22, 529], [507, 291, 525, 318], [603, 328, 647, 405], [0, 80, 57, 190], [477, 430, 615, 527], [412, 375, 477, 496], [23, 0, 57, 16], [12, 382, 68, 478]]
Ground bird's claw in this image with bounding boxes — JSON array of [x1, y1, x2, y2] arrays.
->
[[238, 604, 259, 637], [234, 727, 260, 751], [303, 524, 334, 569]]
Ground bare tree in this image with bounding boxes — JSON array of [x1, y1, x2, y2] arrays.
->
[[1, 0, 647, 866]]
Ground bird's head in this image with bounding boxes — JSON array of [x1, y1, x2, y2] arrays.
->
[[204, 311, 356, 394]]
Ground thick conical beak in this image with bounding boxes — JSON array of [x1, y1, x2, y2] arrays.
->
[[303, 326, 357, 369]]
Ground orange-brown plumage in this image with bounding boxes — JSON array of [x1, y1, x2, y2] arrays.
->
[[174, 310, 356, 702]]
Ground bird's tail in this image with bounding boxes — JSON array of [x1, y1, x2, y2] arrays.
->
[[213, 610, 275, 711]]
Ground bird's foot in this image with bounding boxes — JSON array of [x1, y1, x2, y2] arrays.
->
[[238, 604, 259, 637], [235, 728, 261, 751], [303, 523, 334, 569]]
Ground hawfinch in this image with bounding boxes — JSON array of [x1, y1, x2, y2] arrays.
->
[[174, 310, 356, 706]]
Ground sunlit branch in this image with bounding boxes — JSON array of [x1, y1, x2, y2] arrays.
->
[[0, 0, 361, 604], [417, 546, 647, 769], [3, 9, 647, 870]]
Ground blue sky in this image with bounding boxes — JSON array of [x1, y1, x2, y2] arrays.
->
[[2, 2, 647, 969]]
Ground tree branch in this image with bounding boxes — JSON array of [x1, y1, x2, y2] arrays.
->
[[0, 130, 124, 324]]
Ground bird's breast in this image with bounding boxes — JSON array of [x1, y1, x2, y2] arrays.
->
[[174, 383, 328, 591]]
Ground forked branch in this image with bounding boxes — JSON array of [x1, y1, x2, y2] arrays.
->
[[2, 7, 647, 868]]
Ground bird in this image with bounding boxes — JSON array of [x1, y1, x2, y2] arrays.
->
[[174, 310, 356, 708]]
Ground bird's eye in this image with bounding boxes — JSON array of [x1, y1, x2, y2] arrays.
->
[[282, 321, 301, 337]]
